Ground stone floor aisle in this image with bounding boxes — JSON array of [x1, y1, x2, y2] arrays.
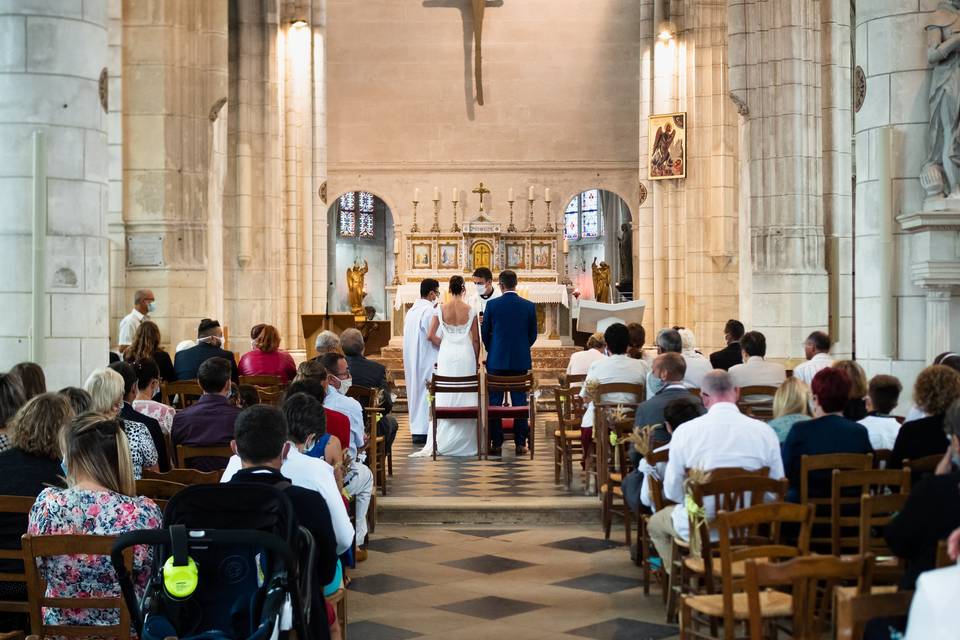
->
[[346, 524, 679, 640]]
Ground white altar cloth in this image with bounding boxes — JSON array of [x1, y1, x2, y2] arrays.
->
[[393, 282, 569, 309]]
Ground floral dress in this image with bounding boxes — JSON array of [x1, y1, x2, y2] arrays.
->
[[27, 487, 163, 628], [132, 400, 176, 434], [0, 432, 10, 453], [122, 419, 158, 479]]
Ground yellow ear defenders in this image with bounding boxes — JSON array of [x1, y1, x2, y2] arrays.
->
[[162, 525, 198, 599]]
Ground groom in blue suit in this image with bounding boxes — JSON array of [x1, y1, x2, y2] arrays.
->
[[481, 270, 538, 455]]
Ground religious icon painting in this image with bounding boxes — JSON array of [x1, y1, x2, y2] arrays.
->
[[413, 244, 432, 269], [505, 243, 525, 269], [648, 112, 686, 180], [532, 243, 552, 269], [438, 243, 459, 269]]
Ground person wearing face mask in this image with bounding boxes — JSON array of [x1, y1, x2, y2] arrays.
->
[[885, 398, 960, 592], [468, 267, 501, 320], [131, 358, 176, 434], [117, 289, 156, 349], [318, 352, 366, 459], [402, 278, 441, 445], [173, 318, 239, 383]]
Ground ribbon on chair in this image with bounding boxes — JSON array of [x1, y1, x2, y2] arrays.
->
[[683, 468, 711, 558]]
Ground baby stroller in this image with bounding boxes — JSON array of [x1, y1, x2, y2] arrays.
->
[[111, 482, 318, 640]]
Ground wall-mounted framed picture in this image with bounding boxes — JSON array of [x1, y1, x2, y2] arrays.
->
[[438, 243, 459, 269], [648, 112, 686, 180], [505, 243, 525, 269], [412, 243, 432, 269], [531, 243, 552, 269]]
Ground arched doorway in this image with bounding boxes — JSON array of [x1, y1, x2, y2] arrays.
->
[[563, 189, 633, 301], [326, 190, 395, 319]]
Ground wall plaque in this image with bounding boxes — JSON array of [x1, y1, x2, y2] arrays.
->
[[463, 221, 501, 234], [126, 235, 165, 267]]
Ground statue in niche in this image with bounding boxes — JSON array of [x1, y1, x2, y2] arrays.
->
[[617, 223, 633, 286], [922, 1, 960, 198], [592, 258, 612, 303], [346, 259, 368, 316]]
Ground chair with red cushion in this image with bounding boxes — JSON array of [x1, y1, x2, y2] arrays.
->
[[482, 372, 536, 460], [429, 374, 483, 460]]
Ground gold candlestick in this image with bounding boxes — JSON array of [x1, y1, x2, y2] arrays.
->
[[410, 200, 420, 232], [507, 199, 516, 232], [430, 198, 441, 232], [451, 200, 461, 232], [561, 239, 572, 285], [544, 200, 554, 232], [527, 197, 536, 232]]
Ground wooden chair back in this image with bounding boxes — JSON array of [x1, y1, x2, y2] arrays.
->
[[645, 448, 671, 511], [485, 373, 535, 395], [160, 380, 203, 409], [175, 444, 234, 469], [346, 384, 381, 408], [844, 590, 913, 640], [430, 374, 481, 395], [482, 372, 537, 459], [561, 373, 587, 389], [135, 478, 187, 510], [21, 534, 133, 640], [0, 496, 36, 617], [903, 454, 942, 478], [736, 385, 779, 419], [800, 453, 873, 550], [142, 467, 221, 485], [859, 492, 908, 584], [590, 382, 645, 410], [239, 375, 282, 387], [873, 449, 892, 468], [744, 553, 874, 640], [429, 374, 482, 460], [830, 468, 910, 556], [257, 387, 285, 406], [935, 539, 951, 568]]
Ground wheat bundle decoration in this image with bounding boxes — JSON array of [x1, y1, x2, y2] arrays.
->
[[683, 468, 711, 558], [620, 424, 657, 457]]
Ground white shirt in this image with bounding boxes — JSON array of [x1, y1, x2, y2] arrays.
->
[[580, 354, 650, 429], [221, 446, 354, 554], [566, 349, 607, 377], [858, 415, 901, 451], [468, 285, 501, 316], [728, 356, 786, 388], [324, 386, 365, 458], [663, 402, 784, 538], [639, 443, 670, 510], [792, 352, 833, 385], [905, 563, 960, 640], [646, 354, 712, 398], [118, 308, 148, 345]]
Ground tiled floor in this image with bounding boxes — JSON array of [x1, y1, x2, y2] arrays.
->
[[348, 524, 678, 640]]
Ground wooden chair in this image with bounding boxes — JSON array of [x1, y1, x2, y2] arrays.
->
[[21, 534, 134, 640], [428, 374, 482, 461], [596, 413, 638, 545], [135, 478, 186, 510], [800, 453, 873, 551], [584, 382, 645, 491], [736, 385, 779, 420], [873, 449, 892, 468], [0, 496, 36, 627], [743, 553, 875, 640], [239, 374, 283, 387], [142, 467, 221, 485], [830, 468, 910, 558], [840, 590, 913, 640], [638, 448, 672, 599], [903, 454, 943, 484], [349, 385, 387, 496], [553, 376, 586, 487], [936, 539, 951, 568], [325, 587, 347, 640], [680, 502, 814, 640], [175, 444, 234, 470], [859, 492, 909, 585], [482, 372, 537, 459], [160, 379, 203, 409]]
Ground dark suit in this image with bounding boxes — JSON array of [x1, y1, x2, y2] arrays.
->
[[173, 342, 239, 383], [170, 394, 241, 470], [631, 385, 705, 466], [481, 291, 538, 449], [889, 414, 949, 473], [781, 414, 873, 502], [709, 342, 742, 371], [120, 403, 170, 472], [345, 353, 398, 453]]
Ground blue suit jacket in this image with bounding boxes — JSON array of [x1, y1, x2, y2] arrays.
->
[[481, 291, 537, 371]]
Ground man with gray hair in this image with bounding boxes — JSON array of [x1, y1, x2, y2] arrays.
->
[[313, 330, 341, 358], [341, 328, 399, 455], [647, 369, 784, 566], [118, 288, 156, 347], [646, 328, 711, 397]]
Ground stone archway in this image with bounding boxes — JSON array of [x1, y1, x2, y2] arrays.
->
[[561, 188, 633, 301]]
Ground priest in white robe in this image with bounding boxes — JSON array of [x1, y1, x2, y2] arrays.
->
[[403, 278, 441, 444]]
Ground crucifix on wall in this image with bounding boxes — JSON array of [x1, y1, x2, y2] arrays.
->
[[424, 0, 504, 106]]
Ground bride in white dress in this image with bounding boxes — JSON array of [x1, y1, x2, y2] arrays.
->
[[410, 275, 480, 457]]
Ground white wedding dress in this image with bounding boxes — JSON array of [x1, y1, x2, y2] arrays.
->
[[410, 304, 479, 458]]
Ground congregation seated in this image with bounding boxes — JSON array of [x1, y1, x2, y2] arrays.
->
[[834, 359, 869, 421], [58, 386, 91, 414], [708, 318, 744, 371], [646, 328, 710, 397], [889, 364, 960, 471], [286, 377, 352, 449], [580, 323, 649, 434], [10, 362, 46, 402], [792, 330, 834, 384], [858, 374, 903, 450], [27, 413, 162, 629], [676, 327, 706, 361], [341, 327, 399, 455], [566, 332, 607, 377], [648, 370, 784, 565], [110, 360, 170, 471], [122, 320, 176, 383], [626, 322, 646, 360], [131, 357, 176, 433], [780, 367, 872, 502], [886, 399, 960, 590], [231, 383, 261, 409], [238, 323, 297, 383], [317, 353, 366, 457], [173, 318, 239, 383], [0, 373, 26, 453], [728, 330, 785, 388], [84, 368, 159, 479], [314, 330, 342, 359], [767, 377, 812, 443], [228, 405, 338, 640], [633, 353, 704, 448], [171, 357, 240, 471]]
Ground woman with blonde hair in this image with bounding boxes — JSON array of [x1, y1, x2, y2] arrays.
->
[[767, 377, 812, 443], [84, 368, 158, 478], [833, 360, 868, 421], [27, 413, 162, 630], [123, 320, 175, 383], [238, 323, 297, 383]]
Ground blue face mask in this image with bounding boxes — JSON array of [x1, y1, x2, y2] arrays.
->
[[60, 459, 68, 477], [147, 301, 156, 313]]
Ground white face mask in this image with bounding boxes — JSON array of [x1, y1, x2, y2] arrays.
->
[[147, 301, 156, 313], [337, 377, 353, 395], [476, 283, 487, 295]]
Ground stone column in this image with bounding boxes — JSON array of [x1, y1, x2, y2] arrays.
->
[[924, 289, 952, 364], [0, 1, 110, 387]]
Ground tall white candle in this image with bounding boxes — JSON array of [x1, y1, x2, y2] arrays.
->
[[393, 237, 401, 254], [413, 187, 420, 202], [562, 238, 570, 254], [433, 186, 440, 201], [528, 185, 535, 200], [452, 187, 459, 202], [544, 188, 551, 202], [508, 188, 514, 202]]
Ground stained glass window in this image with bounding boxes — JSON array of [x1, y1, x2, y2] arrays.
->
[[340, 192, 356, 211], [564, 212, 579, 240], [581, 189, 598, 212], [565, 197, 579, 214], [359, 213, 374, 237], [339, 191, 377, 238], [582, 210, 600, 238], [359, 192, 374, 212]]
